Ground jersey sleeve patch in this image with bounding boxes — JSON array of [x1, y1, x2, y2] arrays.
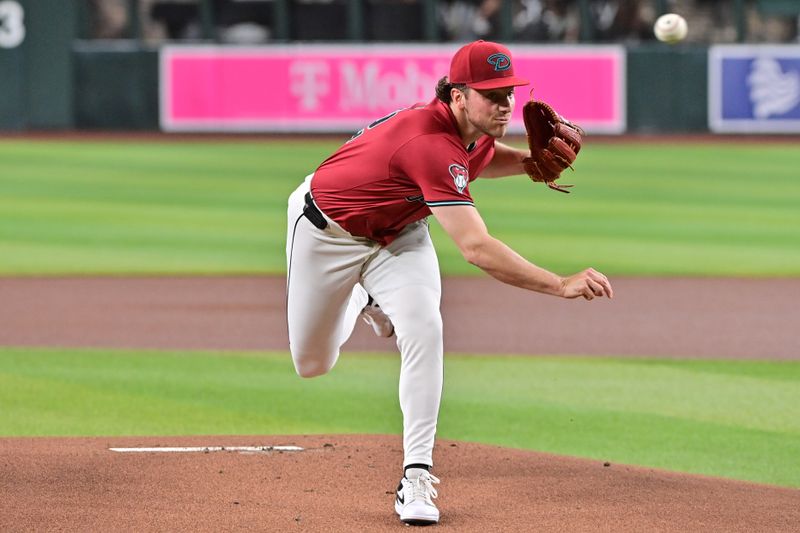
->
[[448, 164, 469, 194]]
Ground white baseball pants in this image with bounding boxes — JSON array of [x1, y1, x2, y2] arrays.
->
[[286, 175, 443, 468]]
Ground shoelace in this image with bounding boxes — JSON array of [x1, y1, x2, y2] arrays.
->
[[411, 473, 440, 502]]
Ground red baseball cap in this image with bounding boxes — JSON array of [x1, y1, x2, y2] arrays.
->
[[449, 40, 530, 90]]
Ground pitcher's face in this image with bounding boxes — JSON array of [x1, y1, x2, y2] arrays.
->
[[463, 87, 515, 138]]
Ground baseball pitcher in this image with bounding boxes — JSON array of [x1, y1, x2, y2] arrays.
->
[[285, 40, 614, 525]]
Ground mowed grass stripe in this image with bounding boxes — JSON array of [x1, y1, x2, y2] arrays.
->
[[1, 140, 800, 275], [1, 348, 798, 487]]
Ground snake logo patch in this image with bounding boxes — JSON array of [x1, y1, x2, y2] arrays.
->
[[487, 53, 511, 71], [449, 164, 469, 194]]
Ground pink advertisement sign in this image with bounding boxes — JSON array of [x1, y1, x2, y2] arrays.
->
[[160, 45, 625, 134]]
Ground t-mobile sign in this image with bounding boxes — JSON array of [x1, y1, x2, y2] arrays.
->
[[160, 45, 625, 134]]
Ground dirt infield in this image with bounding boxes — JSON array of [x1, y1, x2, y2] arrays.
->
[[1, 275, 799, 531], [2, 434, 799, 533], [1, 276, 798, 358]]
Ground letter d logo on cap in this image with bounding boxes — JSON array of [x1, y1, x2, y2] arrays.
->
[[487, 53, 511, 71]]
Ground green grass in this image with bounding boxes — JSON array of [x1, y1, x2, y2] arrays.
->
[[2, 347, 799, 488], [1, 139, 799, 276]]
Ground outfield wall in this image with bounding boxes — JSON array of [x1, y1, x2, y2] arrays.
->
[[0, 0, 75, 130], [46, 44, 709, 134]]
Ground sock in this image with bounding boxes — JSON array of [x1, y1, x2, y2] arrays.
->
[[404, 464, 431, 479]]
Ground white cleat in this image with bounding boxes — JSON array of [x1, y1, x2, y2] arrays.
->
[[394, 471, 440, 525], [360, 297, 395, 338]]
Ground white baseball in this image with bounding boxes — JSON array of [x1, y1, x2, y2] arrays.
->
[[654, 13, 688, 43]]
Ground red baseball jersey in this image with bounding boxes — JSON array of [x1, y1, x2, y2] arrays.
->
[[311, 98, 495, 245]]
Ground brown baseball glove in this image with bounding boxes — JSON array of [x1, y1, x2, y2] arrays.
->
[[522, 100, 584, 193]]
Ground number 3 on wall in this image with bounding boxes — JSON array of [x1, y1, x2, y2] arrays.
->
[[0, 0, 25, 49]]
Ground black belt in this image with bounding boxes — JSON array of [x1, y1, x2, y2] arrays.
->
[[303, 192, 328, 230]]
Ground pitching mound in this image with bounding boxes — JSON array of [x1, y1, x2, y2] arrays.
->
[[2, 434, 797, 532]]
